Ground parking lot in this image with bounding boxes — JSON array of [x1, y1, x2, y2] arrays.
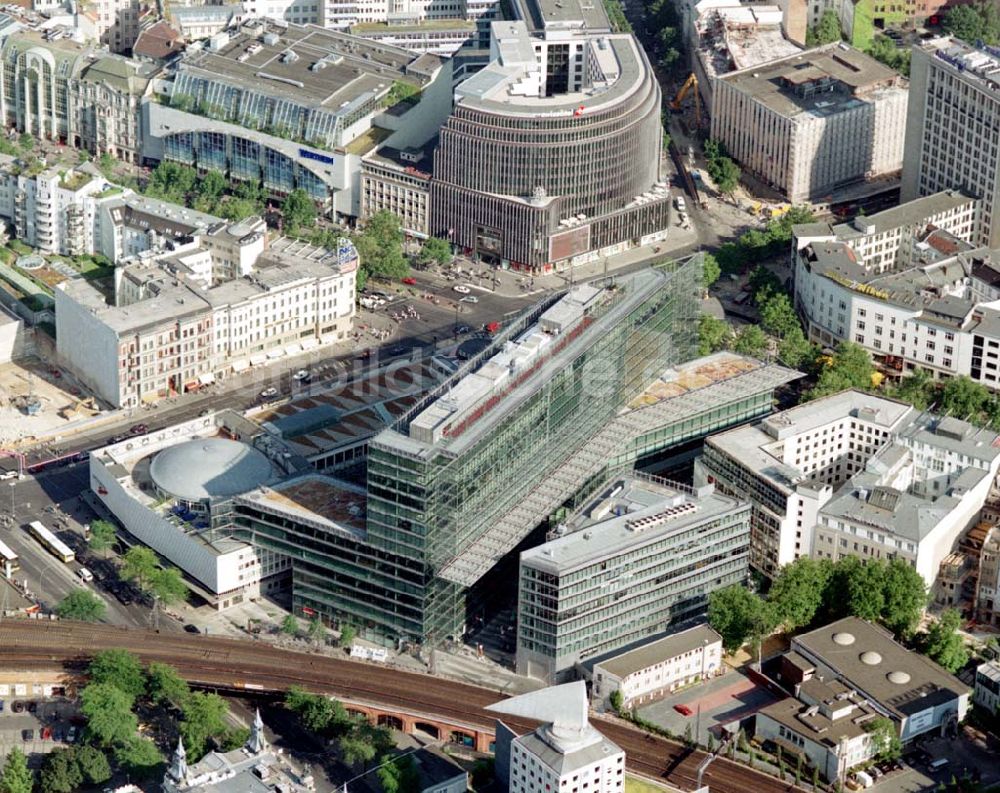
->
[[637, 668, 783, 744], [0, 698, 81, 763]]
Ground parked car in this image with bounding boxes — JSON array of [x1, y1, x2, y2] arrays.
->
[[26, 702, 37, 713], [53, 730, 64, 742], [183, 624, 200, 634], [673, 704, 693, 716], [0, 700, 5, 712], [402, 277, 417, 285], [455, 325, 471, 335], [460, 295, 479, 303], [292, 370, 311, 382], [259, 387, 278, 399], [129, 423, 148, 436], [66, 726, 78, 743], [453, 284, 471, 294], [675, 195, 687, 212], [40, 727, 52, 741], [21, 730, 33, 742], [114, 588, 133, 606]]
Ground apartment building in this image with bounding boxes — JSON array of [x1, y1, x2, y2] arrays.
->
[[360, 143, 433, 237], [902, 38, 1000, 249], [974, 660, 1000, 715], [697, 391, 1000, 583], [711, 43, 907, 203], [590, 624, 724, 711], [517, 476, 750, 683], [55, 234, 357, 407], [169, 5, 246, 41], [977, 524, 1000, 629], [0, 31, 153, 160], [791, 190, 979, 273]]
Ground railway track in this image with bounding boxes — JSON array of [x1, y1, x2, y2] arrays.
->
[[0, 621, 801, 793]]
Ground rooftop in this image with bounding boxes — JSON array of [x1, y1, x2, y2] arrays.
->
[[793, 617, 970, 721], [595, 624, 722, 680], [236, 474, 367, 536], [758, 679, 880, 749], [919, 37, 1000, 96], [827, 190, 977, 241], [625, 352, 765, 410], [520, 475, 748, 575], [720, 42, 904, 119], [694, 5, 800, 81], [149, 438, 274, 501]]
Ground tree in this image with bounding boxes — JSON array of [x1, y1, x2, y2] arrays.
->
[[812, 766, 820, 790], [846, 558, 887, 622], [75, 746, 111, 785], [708, 585, 773, 654], [148, 662, 191, 708], [767, 557, 831, 631], [778, 326, 814, 369], [700, 253, 721, 289], [698, 314, 730, 356], [308, 617, 326, 645], [354, 210, 408, 281], [944, 3, 988, 43], [88, 519, 116, 557], [880, 559, 928, 638], [807, 9, 842, 45], [120, 546, 159, 592], [890, 368, 935, 411], [220, 727, 252, 751], [924, 609, 969, 673], [0, 747, 33, 793], [80, 683, 138, 747], [217, 197, 260, 221], [39, 749, 82, 793], [339, 624, 357, 647], [712, 156, 741, 198], [418, 237, 452, 268], [609, 689, 623, 713], [149, 566, 188, 605], [281, 614, 299, 636], [285, 686, 349, 734], [89, 648, 146, 699], [809, 341, 874, 399], [198, 170, 227, 203], [864, 716, 902, 762], [56, 588, 106, 622], [377, 754, 420, 793], [282, 188, 316, 232], [683, 723, 694, 747], [17, 133, 33, 153], [114, 737, 163, 780], [339, 733, 377, 768], [759, 292, 801, 339], [180, 692, 229, 761], [732, 325, 767, 357], [940, 375, 989, 419]]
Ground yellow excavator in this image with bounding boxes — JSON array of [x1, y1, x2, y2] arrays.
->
[[671, 73, 701, 127]]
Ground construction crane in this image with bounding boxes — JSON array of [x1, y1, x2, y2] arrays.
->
[[671, 73, 701, 127]]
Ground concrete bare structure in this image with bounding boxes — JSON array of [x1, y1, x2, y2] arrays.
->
[[711, 43, 908, 203], [902, 38, 1000, 249]]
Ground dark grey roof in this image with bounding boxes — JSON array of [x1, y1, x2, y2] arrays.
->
[[594, 623, 722, 679]]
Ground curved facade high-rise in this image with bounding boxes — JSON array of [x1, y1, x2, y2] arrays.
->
[[430, 3, 671, 272]]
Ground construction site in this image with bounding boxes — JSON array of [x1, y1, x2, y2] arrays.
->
[[0, 357, 106, 449]]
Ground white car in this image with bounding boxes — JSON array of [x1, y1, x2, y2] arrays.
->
[[259, 387, 278, 399], [76, 567, 94, 583], [452, 285, 471, 294], [460, 295, 479, 304], [675, 196, 687, 212], [292, 369, 311, 381]]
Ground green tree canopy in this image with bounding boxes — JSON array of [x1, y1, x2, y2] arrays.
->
[[924, 609, 969, 673], [0, 747, 33, 793], [281, 614, 299, 636], [712, 156, 741, 197], [114, 737, 163, 780], [889, 368, 935, 410], [88, 649, 146, 699], [198, 170, 227, 202], [701, 253, 721, 288], [339, 624, 357, 648], [282, 188, 317, 232], [339, 733, 377, 769], [148, 662, 191, 708], [732, 325, 768, 357], [75, 746, 112, 785], [285, 686, 350, 735], [55, 588, 106, 622], [943, 1, 1000, 45], [880, 559, 928, 637], [698, 314, 730, 356], [708, 585, 774, 654], [377, 754, 421, 793], [418, 237, 452, 268], [767, 557, 831, 632], [846, 558, 887, 622], [354, 211, 408, 281], [940, 375, 989, 419], [120, 546, 159, 591], [180, 692, 230, 761], [39, 749, 82, 793], [864, 716, 902, 762], [80, 683, 138, 747], [808, 341, 875, 399], [807, 9, 842, 45], [149, 566, 188, 604], [88, 519, 117, 556]]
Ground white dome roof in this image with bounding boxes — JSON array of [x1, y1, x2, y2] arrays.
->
[[832, 632, 855, 646], [150, 438, 272, 502], [860, 651, 882, 666], [887, 670, 911, 685]]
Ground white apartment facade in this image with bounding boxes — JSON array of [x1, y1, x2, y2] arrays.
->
[[975, 660, 1000, 714], [977, 524, 1000, 629], [56, 235, 358, 407], [902, 38, 1000, 249], [591, 624, 723, 710], [695, 391, 911, 577], [711, 43, 907, 203]]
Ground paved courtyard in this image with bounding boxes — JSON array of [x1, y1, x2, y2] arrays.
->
[[637, 668, 783, 745]]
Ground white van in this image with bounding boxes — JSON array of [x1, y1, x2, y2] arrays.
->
[[76, 567, 94, 583], [928, 758, 950, 771], [853, 771, 874, 789]]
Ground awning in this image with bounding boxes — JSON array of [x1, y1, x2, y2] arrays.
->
[[184, 381, 199, 392], [232, 360, 250, 372], [301, 338, 320, 351], [285, 343, 302, 356], [250, 354, 268, 366], [199, 372, 216, 386], [266, 348, 284, 359]]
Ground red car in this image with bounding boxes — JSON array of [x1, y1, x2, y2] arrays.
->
[[402, 277, 417, 285], [673, 704, 694, 717], [40, 727, 52, 740]]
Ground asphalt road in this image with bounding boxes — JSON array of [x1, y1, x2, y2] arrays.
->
[[3, 464, 180, 631]]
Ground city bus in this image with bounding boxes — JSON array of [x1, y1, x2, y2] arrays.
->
[[26, 521, 74, 564], [0, 538, 19, 578]]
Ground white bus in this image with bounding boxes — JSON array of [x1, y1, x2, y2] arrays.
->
[[26, 521, 74, 564], [0, 538, 19, 578]]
